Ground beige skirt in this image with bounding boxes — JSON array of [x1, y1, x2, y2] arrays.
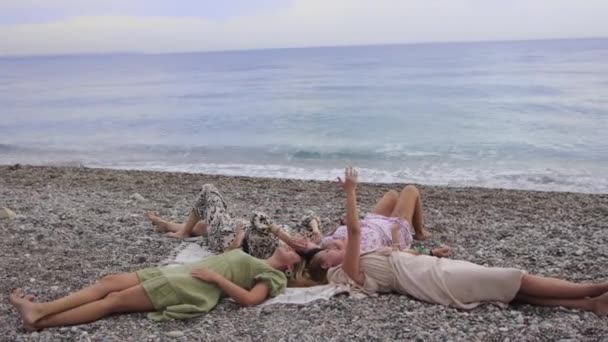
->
[[389, 253, 524, 309]]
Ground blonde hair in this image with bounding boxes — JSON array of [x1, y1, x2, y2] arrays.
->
[[287, 258, 321, 287]]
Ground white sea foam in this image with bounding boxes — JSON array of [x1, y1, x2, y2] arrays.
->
[[94, 161, 608, 194], [2, 143, 607, 193]]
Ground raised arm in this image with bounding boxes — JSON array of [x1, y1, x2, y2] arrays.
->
[[270, 224, 319, 252], [339, 167, 365, 285], [191, 268, 270, 307]]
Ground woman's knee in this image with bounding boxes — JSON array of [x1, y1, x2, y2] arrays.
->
[[103, 291, 126, 312], [96, 275, 121, 291], [192, 220, 208, 236], [96, 273, 137, 294], [386, 190, 399, 201], [401, 185, 420, 197]]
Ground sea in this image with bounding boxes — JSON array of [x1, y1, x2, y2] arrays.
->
[[1, 38, 607, 193]]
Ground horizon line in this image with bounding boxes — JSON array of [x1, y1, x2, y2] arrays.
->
[[1, 35, 606, 59]]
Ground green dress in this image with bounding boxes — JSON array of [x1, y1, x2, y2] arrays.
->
[[136, 249, 287, 321]]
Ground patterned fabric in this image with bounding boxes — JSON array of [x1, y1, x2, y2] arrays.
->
[[243, 211, 284, 259], [193, 184, 237, 253], [321, 213, 413, 253], [192, 184, 281, 259], [293, 210, 323, 242]]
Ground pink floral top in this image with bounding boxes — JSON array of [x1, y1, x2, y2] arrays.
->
[[321, 213, 413, 253]]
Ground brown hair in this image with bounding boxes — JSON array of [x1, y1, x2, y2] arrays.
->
[[286, 258, 321, 287], [306, 252, 329, 284]]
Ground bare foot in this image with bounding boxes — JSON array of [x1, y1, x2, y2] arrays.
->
[[144, 211, 169, 232], [229, 222, 246, 249], [9, 289, 42, 331], [309, 218, 323, 238], [414, 228, 431, 241], [593, 292, 608, 317]]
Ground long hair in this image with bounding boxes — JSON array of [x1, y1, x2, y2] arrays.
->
[[306, 252, 329, 284], [297, 248, 322, 263], [286, 248, 323, 287]]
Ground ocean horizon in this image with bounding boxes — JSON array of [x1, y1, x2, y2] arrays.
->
[[1, 38, 607, 193]]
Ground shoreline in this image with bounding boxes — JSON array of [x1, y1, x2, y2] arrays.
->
[[1, 165, 607, 341], [2, 162, 607, 195]]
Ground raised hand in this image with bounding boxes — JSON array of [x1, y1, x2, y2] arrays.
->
[[289, 235, 311, 250], [337, 166, 358, 193]]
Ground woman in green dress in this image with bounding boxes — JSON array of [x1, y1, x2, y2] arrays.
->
[[144, 183, 322, 287], [9, 246, 301, 331]]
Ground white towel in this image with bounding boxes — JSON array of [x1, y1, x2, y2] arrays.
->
[[163, 241, 347, 305]]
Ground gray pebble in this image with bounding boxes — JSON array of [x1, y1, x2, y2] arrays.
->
[[165, 331, 185, 338]]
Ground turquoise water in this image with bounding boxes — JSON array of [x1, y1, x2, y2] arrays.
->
[[1, 38, 607, 193]]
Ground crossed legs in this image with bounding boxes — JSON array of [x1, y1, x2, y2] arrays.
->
[[145, 184, 230, 240], [515, 274, 608, 316]]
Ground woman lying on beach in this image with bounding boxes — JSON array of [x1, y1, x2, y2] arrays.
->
[[145, 183, 308, 260], [147, 182, 444, 279], [306, 167, 608, 317], [9, 246, 301, 330], [145, 183, 318, 286], [268, 183, 447, 267]]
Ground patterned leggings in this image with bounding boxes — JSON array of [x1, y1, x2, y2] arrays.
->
[[193, 184, 322, 260], [192, 184, 282, 259]]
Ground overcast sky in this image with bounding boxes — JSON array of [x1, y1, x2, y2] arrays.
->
[[1, 0, 607, 56]]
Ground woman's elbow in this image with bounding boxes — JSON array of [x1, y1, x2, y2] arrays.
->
[[240, 296, 265, 307], [240, 300, 256, 307], [237, 298, 255, 307]]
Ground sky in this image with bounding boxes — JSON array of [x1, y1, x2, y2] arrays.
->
[[1, 0, 607, 56]]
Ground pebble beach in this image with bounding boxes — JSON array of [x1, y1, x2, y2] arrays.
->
[[1, 165, 607, 341]]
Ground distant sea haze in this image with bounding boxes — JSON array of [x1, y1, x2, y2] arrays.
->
[[1, 38, 607, 193]]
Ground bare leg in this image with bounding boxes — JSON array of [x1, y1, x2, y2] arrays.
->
[[516, 292, 608, 317], [412, 190, 425, 236], [226, 222, 245, 250], [372, 190, 399, 217], [9, 273, 139, 327], [32, 285, 154, 329], [519, 274, 608, 299], [191, 220, 208, 236], [390, 185, 429, 240], [145, 211, 208, 237], [594, 292, 608, 316], [144, 211, 185, 233], [164, 211, 205, 239], [516, 294, 594, 311], [308, 218, 324, 244]]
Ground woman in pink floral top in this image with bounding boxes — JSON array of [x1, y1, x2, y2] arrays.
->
[[321, 212, 414, 253], [271, 182, 443, 267]]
